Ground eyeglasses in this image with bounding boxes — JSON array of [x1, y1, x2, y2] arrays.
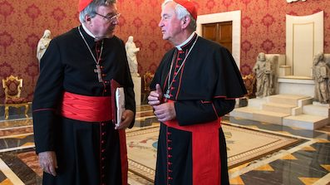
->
[[94, 12, 121, 23]]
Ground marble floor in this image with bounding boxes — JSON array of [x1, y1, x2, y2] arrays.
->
[[0, 105, 329, 185]]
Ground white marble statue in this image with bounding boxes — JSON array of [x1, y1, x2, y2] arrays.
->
[[253, 52, 276, 98], [37, 29, 52, 61], [312, 52, 330, 104], [125, 36, 140, 76]]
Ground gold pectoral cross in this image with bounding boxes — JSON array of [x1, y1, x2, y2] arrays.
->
[[94, 64, 103, 82]]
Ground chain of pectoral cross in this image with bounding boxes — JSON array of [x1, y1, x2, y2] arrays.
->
[[78, 26, 104, 82], [164, 36, 199, 100], [93, 41, 103, 82]]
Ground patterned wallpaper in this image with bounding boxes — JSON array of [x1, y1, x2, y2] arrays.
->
[[0, 0, 329, 102]]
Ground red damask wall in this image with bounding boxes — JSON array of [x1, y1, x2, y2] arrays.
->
[[0, 0, 329, 102]]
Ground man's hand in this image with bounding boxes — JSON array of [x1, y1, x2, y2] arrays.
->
[[38, 151, 58, 176], [153, 101, 176, 122], [115, 109, 134, 130], [148, 84, 163, 106]]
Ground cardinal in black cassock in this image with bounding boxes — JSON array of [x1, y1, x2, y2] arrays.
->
[[149, 1, 247, 185], [32, 0, 135, 185]]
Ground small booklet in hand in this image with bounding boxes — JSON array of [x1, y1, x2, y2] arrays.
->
[[111, 79, 125, 127], [115, 87, 125, 127]]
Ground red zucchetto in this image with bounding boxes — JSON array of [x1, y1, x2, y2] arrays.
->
[[78, 0, 93, 12], [174, 0, 198, 20]]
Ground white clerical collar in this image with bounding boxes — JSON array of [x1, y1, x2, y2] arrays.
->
[[176, 32, 196, 51], [81, 24, 96, 39]]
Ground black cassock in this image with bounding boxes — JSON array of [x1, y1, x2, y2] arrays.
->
[[150, 34, 247, 185], [33, 26, 135, 185]]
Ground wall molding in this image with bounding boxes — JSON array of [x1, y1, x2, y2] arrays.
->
[[286, 0, 307, 3]]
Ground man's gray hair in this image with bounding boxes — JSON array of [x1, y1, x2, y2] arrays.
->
[[162, 0, 197, 31], [79, 0, 117, 23]]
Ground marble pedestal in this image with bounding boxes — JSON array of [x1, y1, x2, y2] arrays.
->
[[277, 76, 315, 97], [132, 76, 141, 106]]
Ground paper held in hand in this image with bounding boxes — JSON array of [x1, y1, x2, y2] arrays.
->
[[115, 87, 125, 127]]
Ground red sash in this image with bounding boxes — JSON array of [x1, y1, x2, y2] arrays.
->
[[164, 113, 221, 184], [60, 91, 112, 122], [61, 91, 128, 185]]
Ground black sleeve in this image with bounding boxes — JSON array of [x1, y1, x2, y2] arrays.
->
[[175, 98, 235, 126], [32, 39, 64, 154], [125, 86, 136, 128], [119, 39, 136, 128]]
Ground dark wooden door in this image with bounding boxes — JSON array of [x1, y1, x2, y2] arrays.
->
[[202, 21, 232, 53]]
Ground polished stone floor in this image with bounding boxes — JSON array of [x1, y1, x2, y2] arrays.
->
[[228, 117, 330, 185], [0, 105, 329, 185]]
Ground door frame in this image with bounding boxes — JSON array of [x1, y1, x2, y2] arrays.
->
[[196, 10, 241, 68]]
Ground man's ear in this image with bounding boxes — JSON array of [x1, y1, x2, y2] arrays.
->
[[85, 15, 92, 22], [181, 16, 190, 28]]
